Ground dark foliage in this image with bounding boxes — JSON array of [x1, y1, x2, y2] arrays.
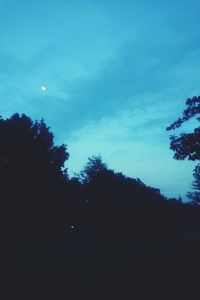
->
[[68, 156, 186, 242], [167, 96, 200, 202], [166, 96, 200, 131], [187, 164, 200, 202], [0, 113, 69, 241]]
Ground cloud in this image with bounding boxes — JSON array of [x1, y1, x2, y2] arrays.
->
[[2, 15, 199, 145], [60, 0, 200, 127], [1, 0, 200, 138], [0, 50, 27, 79], [55, 25, 200, 138]]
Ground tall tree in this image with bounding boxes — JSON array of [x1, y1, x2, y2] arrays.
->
[[187, 165, 200, 203], [0, 113, 69, 241], [167, 96, 200, 202], [78, 155, 108, 184]]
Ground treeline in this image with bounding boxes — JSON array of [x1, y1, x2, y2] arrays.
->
[[66, 157, 200, 242], [1, 113, 200, 243]]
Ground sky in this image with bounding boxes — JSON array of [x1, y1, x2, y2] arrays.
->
[[0, 0, 200, 200]]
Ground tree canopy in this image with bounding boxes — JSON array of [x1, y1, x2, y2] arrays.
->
[[167, 96, 200, 202], [0, 113, 69, 240], [72, 156, 176, 241]]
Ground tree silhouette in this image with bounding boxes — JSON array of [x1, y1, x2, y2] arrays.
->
[[187, 164, 200, 203], [78, 155, 108, 184], [77, 156, 174, 242], [167, 96, 200, 202], [0, 113, 69, 241]]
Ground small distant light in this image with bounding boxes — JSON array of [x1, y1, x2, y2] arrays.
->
[[41, 86, 46, 91], [70, 225, 74, 229]]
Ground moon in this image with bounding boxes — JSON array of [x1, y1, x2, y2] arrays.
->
[[41, 86, 47, 91]]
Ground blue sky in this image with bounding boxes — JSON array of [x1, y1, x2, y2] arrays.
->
[[0, 0, 200, 200]]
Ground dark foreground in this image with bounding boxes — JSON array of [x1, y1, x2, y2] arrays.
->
[[3, 234, 200, 298]]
